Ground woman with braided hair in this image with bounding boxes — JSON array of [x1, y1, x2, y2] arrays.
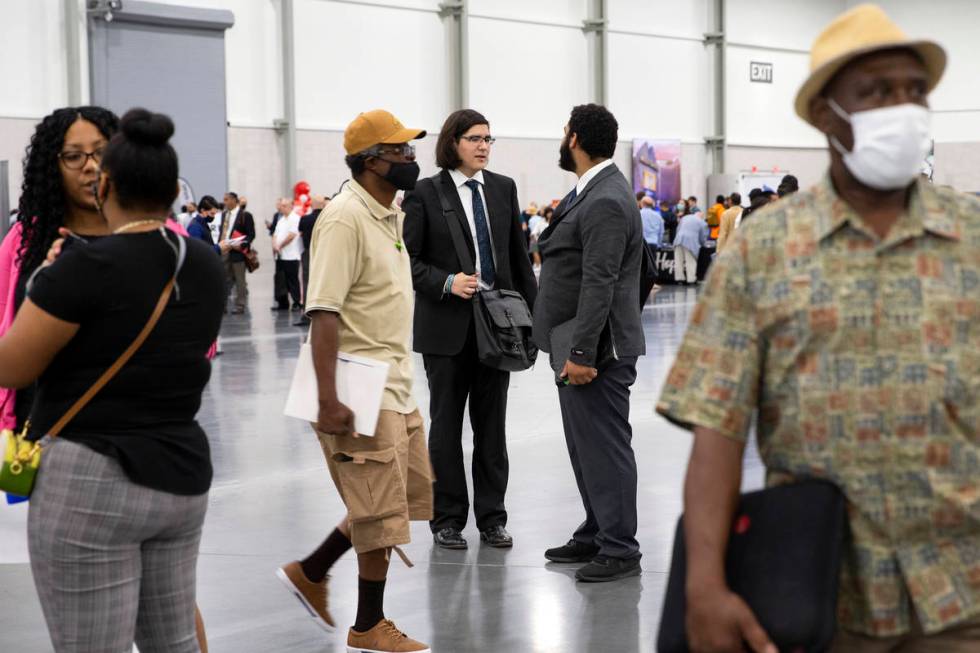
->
[[0, 106, 119, 470]]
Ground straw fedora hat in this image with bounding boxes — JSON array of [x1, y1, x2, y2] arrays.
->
[[794, 3, 946, 126]]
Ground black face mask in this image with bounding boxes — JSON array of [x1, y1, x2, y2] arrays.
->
[[378, 160, 421, 191], [558, 137, 575, 172]]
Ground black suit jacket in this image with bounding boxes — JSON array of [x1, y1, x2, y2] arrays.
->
[[222, 209, 255, 263], [403, 169, 537, 356], [299, 208, 321, 252], [532, 163, 645, 366]]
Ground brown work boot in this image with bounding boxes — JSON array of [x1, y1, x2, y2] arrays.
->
[[276, 561, 335, 632], [346, 619, 430, 653]]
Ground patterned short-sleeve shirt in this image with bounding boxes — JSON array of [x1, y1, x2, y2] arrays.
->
[[657, 175, 980, 637]]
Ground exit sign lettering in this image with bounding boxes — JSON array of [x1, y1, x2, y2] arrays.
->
[[750, 61, 773, 83]]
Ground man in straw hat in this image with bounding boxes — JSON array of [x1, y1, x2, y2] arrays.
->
[[276, 109, 433, 653], [657, 4, 980, 651]]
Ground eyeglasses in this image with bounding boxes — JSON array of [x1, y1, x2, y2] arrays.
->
[[365, 143, 416, 158], [58, 148, 105, 170], [459, 135, 496, 145]]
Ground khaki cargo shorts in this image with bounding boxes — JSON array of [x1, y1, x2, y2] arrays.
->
[[316, 409, 434, 554]]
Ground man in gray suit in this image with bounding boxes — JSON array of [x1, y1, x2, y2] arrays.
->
[[533, 104, 646, 582]]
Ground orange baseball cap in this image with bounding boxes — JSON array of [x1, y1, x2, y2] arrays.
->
[[343, 109, 426, 155]]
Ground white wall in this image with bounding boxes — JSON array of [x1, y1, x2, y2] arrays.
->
[[0, 0, 69, 119], [724, 0, 846, 148], [469, 18, 589, 138], [607, 35, 709, 142], [294, 0, 449, 132]]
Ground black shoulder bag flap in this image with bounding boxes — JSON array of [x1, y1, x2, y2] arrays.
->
[[657, 479, 848, 653], [430, 174, 537, 372]]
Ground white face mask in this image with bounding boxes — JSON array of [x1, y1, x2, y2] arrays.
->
[[828, 99, 931, 191]]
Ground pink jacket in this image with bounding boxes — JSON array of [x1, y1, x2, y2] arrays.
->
[[0, 224, 24, 430]]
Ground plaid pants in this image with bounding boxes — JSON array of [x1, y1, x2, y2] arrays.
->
[[28, 439, 207, 653]]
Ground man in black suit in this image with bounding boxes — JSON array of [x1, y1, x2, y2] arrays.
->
[[403, 109, 537, 550], [533, 104, 646, 582], [220, 192, 256, 314]]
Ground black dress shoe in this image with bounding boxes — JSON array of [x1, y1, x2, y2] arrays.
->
[[479, 525, 513, 548], [544, 539, 599, 563], [575, 554, 642, 582], [270, 305, 288, 312], [433, 528, 467, 550]]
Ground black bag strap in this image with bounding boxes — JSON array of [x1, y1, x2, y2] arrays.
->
[[430, 173, 475, 275]]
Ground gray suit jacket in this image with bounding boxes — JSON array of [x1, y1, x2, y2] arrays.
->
[[532, 163, 646, 367]]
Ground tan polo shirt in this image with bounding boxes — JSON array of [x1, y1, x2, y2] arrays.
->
[[305, 180, 416, 413]]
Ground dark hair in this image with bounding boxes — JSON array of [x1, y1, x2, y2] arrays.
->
[[435, 109, 489, 170], [543, 206, 554, 218], [688, 196, 697, 203], [17, 106, 119, 274], [345, 154, 368, 176], [198, 195, 219, 211], [225, 191, 239, 201], [716, 195, 725, 203], [567, 104, 618, 160], [748, 188, 762, 200], [636, 191, 646, 202], [730, 192, 742, 205], [101, 108, 178, 211], [777, 174, 799, 197]]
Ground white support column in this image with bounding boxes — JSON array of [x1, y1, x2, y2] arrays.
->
[[705, 0, 727, 174], [276, 0, 298, 193], [439, 0, 468, 111], [583, 0, 608, 105], [65, 0, 85, 105]]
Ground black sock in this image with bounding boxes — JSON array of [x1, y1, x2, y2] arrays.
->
[[353, 577, 386, 633], [300, 528, 352, 583]]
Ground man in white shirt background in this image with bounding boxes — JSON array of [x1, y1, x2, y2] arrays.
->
[[272, 203, 304, 311]]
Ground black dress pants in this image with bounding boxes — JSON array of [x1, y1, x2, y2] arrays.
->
[[423, 325, 510, 533], [280, 259, 302, 307], [273, 258, 288, 308], [558, 356, 640, 559]]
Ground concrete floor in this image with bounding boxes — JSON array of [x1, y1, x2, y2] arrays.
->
[[0, 268, 764, 652]]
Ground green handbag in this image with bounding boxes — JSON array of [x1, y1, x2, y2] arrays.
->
[[0, 276, 176, 498]]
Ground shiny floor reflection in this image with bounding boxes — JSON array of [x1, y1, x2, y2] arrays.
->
[[0, 278, 764, 652]]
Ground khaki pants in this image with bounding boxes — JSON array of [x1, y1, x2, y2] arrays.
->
[[830, 613, 980, 652], [224, 259, 248, 310], [674, 246, 698, 283], [317, 409, 434, 554]]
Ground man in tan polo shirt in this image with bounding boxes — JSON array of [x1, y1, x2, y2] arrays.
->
[[277, 109, 432, 653]]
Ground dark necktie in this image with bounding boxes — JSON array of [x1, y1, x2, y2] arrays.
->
[[464, 179, 495, 287]]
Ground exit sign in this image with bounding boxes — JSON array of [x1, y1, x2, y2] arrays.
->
[[750, 61, 773, 83]]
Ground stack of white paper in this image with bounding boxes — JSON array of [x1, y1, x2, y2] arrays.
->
[[284, 344, 389, 437]]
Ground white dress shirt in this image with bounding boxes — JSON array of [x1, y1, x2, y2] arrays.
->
[[575, 158, 615, 196], [449, 168, 496, 290], [274, 210, 303, 261], [221, 206, 240, 241]]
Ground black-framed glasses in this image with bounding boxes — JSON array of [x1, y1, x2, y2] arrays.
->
[[460, 135, 496, 145], [58, 148, 105, 170], [365, 143, 416, 158]]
